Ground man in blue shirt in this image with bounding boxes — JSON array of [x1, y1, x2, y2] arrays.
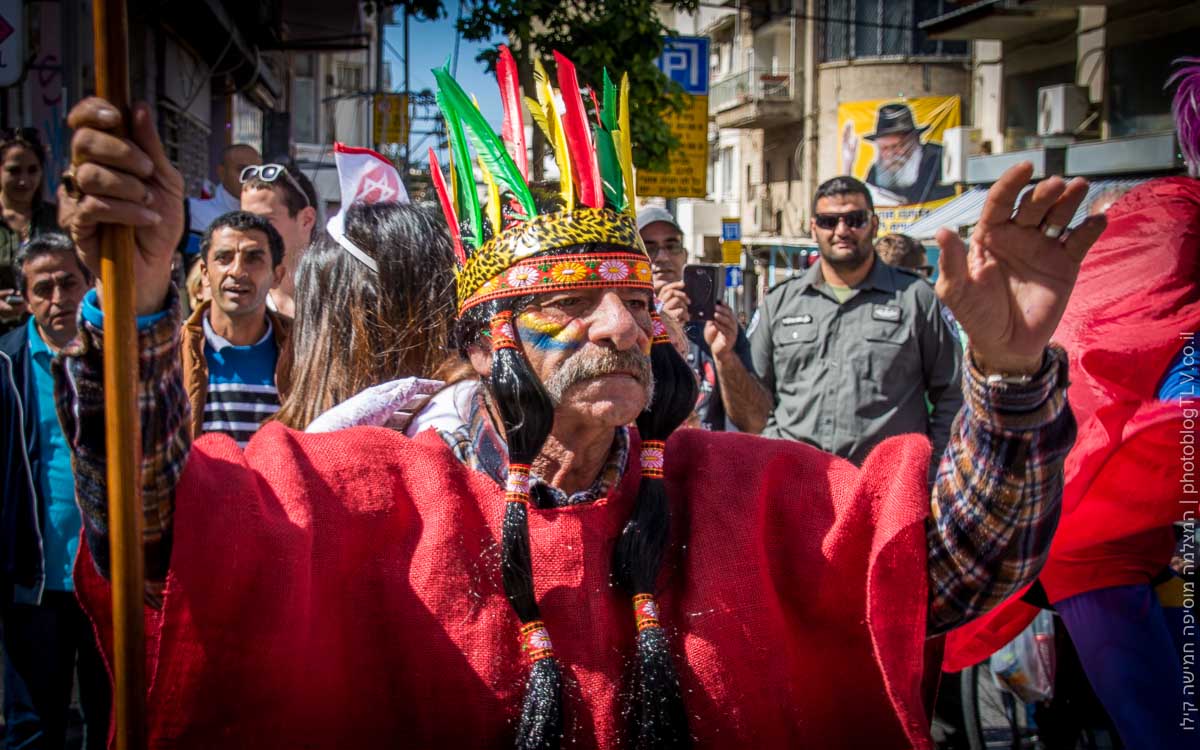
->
[[180, 211, 290, 447], [0, 232, 109, 748]]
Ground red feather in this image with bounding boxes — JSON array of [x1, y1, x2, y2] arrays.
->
[[553, 51, 603, 209], [429, 148, 466, 265], [496, 45, 528, 181], [587, 87, 602, 128]]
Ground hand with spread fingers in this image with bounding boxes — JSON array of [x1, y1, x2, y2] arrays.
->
[[57, 98, 185, 317], [935, 161, 1107, 375]]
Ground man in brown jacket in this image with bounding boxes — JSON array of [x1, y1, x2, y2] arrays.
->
[[180, 211, 291, 445]]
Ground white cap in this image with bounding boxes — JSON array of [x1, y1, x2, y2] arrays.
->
[[636, 205, 683, 235]]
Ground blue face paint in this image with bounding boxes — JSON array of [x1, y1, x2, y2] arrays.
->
[[516, 310, 587, 354]]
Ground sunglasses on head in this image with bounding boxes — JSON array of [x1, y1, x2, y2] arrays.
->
[[814, 210, 871, 231], [240, 164, 311, 209]]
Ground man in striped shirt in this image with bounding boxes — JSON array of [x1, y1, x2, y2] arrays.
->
[[180, 211, 291, 447]]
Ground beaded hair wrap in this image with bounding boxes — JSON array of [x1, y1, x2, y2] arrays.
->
[[640, 439, 666, 480], [505, 463, 533, 505], [650, 311, 671, 346], [519, 620, 555, 663], [632, 593, 661, 633], [489, 311, 519, 351]]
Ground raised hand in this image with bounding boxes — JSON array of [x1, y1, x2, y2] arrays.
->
[[57, 98, 184, 317], [935, 162, 1106, 375]]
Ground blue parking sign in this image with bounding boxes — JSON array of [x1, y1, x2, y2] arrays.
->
[[721, 220, 741, 242], [657, 37, 710, 96], [725, 266, 744, 287]]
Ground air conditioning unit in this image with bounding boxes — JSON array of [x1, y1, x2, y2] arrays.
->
[[1037, 84, 1090, 137], [941, 126, 982, 184]]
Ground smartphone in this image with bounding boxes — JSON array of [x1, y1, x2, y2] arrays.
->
[[3, 294, 23, 306], [683, 263, 724, 322]]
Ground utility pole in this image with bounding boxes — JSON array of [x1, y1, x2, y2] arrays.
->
[[403, 8, 410, 174], [375, 5, 386, 150]]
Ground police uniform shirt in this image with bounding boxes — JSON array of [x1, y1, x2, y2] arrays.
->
[[748, 255, 963, 470]]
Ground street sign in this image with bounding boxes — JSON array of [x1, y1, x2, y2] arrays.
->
[[373, 93, 410, 146], [725, 266, 743, 287], [638, 36, 710, 199], [0, 1, 23, 88], [721, 217, 742, 265], [657, 36, 709, 95]]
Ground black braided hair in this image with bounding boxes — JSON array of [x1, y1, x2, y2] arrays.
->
[[480, 299, 563, 750], [453, 240, 696, 749], [612, 313, 698, 748]]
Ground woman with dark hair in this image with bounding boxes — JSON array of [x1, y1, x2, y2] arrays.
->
[[273, 200, 457, 430], [0, 128, 60, 333]]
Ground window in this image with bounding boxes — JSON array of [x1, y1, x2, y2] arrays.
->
[[293, 54, 318, 143], [821, 0, 968, 62], [720, 146, 735, 198], [336, 64, 364, 94]]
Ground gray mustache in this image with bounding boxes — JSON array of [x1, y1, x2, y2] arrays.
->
[[543, 346, 654, 405]]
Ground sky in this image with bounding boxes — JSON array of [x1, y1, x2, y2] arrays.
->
[[383, 10, 505, 166]]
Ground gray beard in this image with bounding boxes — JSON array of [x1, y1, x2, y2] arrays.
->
[[543, 346, 654, 410]]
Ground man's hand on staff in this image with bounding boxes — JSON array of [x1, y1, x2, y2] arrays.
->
[[58, 98, 184, 317], [935, 161, 1106, 375]]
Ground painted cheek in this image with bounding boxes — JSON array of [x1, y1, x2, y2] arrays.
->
[[516, 310, 587, 354]]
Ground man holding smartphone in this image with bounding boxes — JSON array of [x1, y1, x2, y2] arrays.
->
[[749, 176, 963, 479], [639, 206, 770, 432]]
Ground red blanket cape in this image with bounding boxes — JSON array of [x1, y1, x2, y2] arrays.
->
[[944, 177, 1200, 672], [78, 425, 933, 748]]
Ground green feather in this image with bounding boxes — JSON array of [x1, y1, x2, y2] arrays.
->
[[593, 124, 625, 212], [601, 69, 617, 132], [434, 87, 482, 248], [433, 66, 537, 221]]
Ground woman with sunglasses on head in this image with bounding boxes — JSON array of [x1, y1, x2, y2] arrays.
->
[[0, 129, 60, 334]]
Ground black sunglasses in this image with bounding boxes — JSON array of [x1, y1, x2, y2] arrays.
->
[[814, 210, 872, 231], [240, 164, 312, 209]]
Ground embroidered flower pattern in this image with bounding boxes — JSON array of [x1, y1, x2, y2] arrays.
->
[[635, 263, 653, 282], [598, 260, 630, 281], [641, 446, 665, 471], [506, 265, 540, 287], [550, 261, 589, 283]]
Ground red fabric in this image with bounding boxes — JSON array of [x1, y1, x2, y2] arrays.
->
[[77, 424, 933, 748], [944, 178, 1200, 672]]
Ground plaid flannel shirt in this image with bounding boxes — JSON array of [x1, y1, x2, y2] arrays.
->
[[59, 295, 1073, 634]]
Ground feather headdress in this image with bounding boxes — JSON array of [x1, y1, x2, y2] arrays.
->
[[430, 50, 645, 313]]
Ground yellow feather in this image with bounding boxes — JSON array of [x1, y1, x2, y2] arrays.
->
[[617, 73, 636, 218], [549, 92, 574, 208], [445, 126, 459, 216], [470, 94, 502, 233], [525, 96, 554, 144]]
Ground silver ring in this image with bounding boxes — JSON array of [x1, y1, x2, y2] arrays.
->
[[1042, 224, 1064, 239]]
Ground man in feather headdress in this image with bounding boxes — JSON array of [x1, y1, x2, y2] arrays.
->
[[54, 48, 1105, 748]]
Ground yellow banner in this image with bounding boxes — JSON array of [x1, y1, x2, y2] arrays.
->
[[637, 95, 709, 199], [836, 96, 960, 228], [373, 93, 410, 146]]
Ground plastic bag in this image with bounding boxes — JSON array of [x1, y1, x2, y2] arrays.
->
[[989, 610, 1056, 703]]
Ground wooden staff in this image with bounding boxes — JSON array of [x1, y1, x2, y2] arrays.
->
[[92, 0, 147, 747]]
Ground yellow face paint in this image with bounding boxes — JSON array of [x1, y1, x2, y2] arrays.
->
[[516, 310, 587, 353]]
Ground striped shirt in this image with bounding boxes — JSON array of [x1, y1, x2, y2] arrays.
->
[[201, 316, 280, 447]]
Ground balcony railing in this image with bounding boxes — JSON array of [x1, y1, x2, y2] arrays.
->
[[710, 67, 794, 113]]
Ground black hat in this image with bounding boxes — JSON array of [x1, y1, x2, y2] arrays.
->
[[864, 103, 929, 141]]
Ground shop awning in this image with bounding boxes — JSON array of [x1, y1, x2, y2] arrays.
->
[[903, 178, 1148, 241]]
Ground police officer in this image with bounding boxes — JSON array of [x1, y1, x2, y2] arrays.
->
[[749, 176, 962, 477]]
